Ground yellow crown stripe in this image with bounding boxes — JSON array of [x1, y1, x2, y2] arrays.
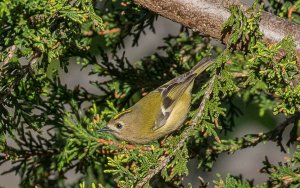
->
[[113, 109, 132, 120]]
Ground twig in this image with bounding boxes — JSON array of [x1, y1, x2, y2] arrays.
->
[[288, 5, 296, 20], [29, 51, 41, 67], [192, 75, 216, 126], [97, 139, 153, 151], [209, 113, 300, 155], [83, 28, 121, 36], [98, 28, 121, 35], [0, 52, 41, 104], [136, 75, 216, 187], [266, 113, 300, 152], [3, 45, 17, 65]]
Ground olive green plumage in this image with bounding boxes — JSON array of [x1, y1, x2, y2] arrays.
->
[[100, 57, 214, 144]]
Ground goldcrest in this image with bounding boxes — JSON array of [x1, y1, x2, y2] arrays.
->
[[99, 57, 214, 144]]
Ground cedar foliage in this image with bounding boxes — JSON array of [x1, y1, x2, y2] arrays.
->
[[1, 0, 300, 187]]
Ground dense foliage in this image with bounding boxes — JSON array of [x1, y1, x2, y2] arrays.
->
[[1, 0, 300, 187]]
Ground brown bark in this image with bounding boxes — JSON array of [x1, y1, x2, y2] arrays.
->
[[134, 0, 300, 53]]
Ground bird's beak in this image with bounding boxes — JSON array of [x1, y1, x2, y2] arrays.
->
[[98, 127, 112, 132]]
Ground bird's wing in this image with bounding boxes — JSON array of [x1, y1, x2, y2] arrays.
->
[[153, 73, 196, 130]]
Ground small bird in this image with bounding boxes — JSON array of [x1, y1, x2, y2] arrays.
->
[[99, 57, 214, 144]]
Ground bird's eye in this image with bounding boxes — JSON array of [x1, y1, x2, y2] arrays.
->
[[115, 123, 123, 129]]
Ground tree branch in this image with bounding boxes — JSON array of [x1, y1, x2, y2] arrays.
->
[[134, 0, 300, 53]]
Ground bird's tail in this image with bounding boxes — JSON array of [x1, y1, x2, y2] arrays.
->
[[190, 57, 215, 76]]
